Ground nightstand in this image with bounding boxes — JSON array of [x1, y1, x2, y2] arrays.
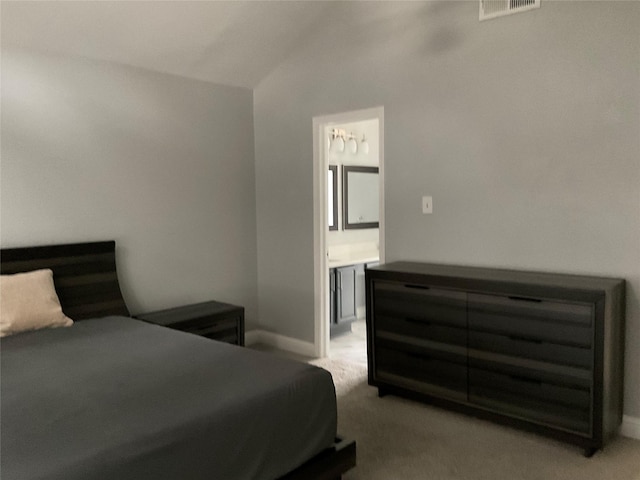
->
[[136, 300, 245, 346]]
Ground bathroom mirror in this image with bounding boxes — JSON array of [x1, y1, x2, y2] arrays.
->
[[328, 165, 338, 231], [343, 166, 379, 229]]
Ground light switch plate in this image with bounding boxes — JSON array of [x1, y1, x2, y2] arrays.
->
[[422, 196, 433, 214]]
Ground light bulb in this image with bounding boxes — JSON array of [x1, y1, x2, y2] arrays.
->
[[347, 136, 358, 154], [360, 135, 369, 155], [332, 135, 345, 153]]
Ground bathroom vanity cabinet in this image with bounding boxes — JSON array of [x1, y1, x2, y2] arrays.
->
[[330, 264, 361, 337]]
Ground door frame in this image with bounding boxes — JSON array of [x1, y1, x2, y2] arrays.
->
[[312, 106, 385, 358]]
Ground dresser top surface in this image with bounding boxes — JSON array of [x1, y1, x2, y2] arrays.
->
[[136, 300, 243, 326], [368, 261, 624, 293]]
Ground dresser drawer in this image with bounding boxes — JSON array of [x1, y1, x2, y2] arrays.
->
[[374, 282, 466, 329], [468, 293, 594, 347], [376, 314, 466, 347], [469, 367, 591, 435], [375, 343, 467, 401], [469, 355, 592, 391], [180, 316, 240, 344], [469, 330, 592, 369]]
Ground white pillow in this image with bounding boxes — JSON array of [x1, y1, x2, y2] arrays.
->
[[0, 269, 73, 337]]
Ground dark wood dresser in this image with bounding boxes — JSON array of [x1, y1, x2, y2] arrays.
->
[[366, 261, 625, 456], [136, 300, 245, 346]]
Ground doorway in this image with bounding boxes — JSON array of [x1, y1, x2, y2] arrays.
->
[[312, 107, 385, 359]]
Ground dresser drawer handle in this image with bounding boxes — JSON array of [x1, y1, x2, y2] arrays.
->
[[405, 284, 430, 290], [508, 334, 543, 344], [509, 374, 542, 385], [507, 296, 542, 303], [405, 317, 431, 326]]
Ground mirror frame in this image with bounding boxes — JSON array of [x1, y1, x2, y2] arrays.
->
[[343, 165, 379, 230], [328, 165, 338, 231]]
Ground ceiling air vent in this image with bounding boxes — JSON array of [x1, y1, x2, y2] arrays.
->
[[480, 0, 540, 21]]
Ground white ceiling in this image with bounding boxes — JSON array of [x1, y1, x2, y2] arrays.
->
[[1, 0, 333, 88]]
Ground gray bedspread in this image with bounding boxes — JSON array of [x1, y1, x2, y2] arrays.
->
[[1, 317, 337, 480]]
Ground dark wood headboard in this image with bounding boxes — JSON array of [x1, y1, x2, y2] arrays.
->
[[1, 241, 130, 320]]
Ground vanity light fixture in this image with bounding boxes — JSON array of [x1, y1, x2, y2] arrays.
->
[[329, 128, 368, 155]]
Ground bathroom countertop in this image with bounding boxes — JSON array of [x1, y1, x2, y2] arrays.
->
[[328, 253, 379, 269]]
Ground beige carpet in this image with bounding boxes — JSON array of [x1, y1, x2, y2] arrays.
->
[[310, 357, 640, 480]]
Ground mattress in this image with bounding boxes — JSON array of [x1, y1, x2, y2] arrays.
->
[[0, 317, 337, 480]]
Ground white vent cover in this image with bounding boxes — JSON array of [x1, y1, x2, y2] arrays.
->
[[479, 0, 540, 21]]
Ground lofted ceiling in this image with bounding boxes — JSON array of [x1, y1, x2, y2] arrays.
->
[[1, 0, 334, 89]]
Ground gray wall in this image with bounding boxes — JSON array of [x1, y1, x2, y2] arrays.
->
[[254, 1, 640, 416], [1, 48, 259, 328]]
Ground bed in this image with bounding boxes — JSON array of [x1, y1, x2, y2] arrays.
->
[[0, 241, 356, 480]]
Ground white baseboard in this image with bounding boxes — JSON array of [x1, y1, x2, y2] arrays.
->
[[621, 415, 640, 440], [245, 329, 316, 358], [244, 330, 261, 346]]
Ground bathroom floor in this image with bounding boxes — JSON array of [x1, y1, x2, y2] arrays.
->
[[329, 319, 367, 365]]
